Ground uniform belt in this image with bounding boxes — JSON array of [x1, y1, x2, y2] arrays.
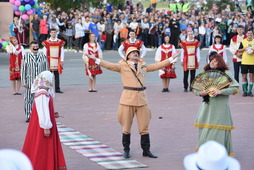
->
[[123, 86, 146, 91]]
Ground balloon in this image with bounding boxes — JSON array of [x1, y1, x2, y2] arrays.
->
[[14, 1, 21, 6], [25, 4, 31, 10], [19, 5, 25, 12], [21, 1, 26, 5], [2, 41, 8, 48], [20, 0, 23, 1], [32, 4, 38, 9], [9, 0, 16, 5], [25, 0, 30, 2], [14, 11, 21, 15], [29, 0, 35, 6], [0, 43, 2, 49], [13, 6, 19, 11], [27, 9, 34, 15], [21, 14, 29, 20], [0, 40, 3, 43]]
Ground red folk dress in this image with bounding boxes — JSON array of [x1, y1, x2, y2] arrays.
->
[[22, 91, 67, 170], [85, 42, 103, 76], [8, 45, 23, 80], [122, 39, 143, 53], [155, 44, 177, 79]]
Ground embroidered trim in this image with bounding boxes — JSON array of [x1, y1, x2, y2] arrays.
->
[[35, 91, 50, 98], [232, 87, 239, 95], [194, 123, 235, 130]]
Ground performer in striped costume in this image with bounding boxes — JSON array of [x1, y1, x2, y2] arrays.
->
[[21, 41, 48, 122]]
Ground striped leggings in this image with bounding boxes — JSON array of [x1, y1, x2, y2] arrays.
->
[[24, 88, 34, 119]]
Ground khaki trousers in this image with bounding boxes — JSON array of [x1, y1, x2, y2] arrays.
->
[[117, 104, 151, 135]]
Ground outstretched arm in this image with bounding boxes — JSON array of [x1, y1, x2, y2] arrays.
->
[[147, 50, 180, 72], [86, 54, 121, 72]]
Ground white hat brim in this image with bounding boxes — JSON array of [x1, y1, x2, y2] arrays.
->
[[184, 153, 240, 170]]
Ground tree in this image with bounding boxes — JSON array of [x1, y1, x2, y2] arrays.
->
[[39, 0, 125, 11], [204, 0, 235, 13]]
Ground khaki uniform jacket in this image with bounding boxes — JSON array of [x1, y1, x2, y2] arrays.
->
[[100, 59, 172, 106]]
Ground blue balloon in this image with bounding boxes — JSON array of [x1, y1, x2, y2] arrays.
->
[[29, 0, 35, 6], [13, 6, 19, 11], [0, 43, 2, 49], [20, 0, 24, 2], [25, 4, 31, 10], [21, 1, 26, 5], [25, 0, 30, 2]]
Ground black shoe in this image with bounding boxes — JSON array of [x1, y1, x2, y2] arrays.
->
[[143, 151, 158, 158], [247, 92, 253, 97], [165, 88, 170, 92], [162, 88, 167, 92], [184, 89, 188, 92], [56, 90, 64, 93], [25, 118, 30, 123], [242, 92, 248, 97]]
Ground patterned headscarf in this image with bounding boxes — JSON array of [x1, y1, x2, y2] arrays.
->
[[31, 71, 55, 97]]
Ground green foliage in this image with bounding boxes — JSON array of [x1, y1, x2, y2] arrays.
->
[[40, 0, 125, 11], [41, 0, 80, 11], [107, 0, 125, 7], [204, 0, 235, 12]]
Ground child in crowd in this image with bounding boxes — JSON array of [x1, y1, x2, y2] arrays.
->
[[100, 33, 106, 51], [205, 24, 212, 47], [119, 23, 129, 44], [179, 30, 187, 42], [65, 24, 74, 50]]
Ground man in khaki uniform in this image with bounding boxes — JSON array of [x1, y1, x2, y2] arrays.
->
[[87, 47, 179, 158]]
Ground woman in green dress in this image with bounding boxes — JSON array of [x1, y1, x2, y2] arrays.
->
[[193, 54, 239, 156]]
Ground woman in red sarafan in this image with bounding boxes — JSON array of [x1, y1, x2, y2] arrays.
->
[[155, 35, 177, 92], [22, 71, 67, 170], [6, 37, 24, 95]]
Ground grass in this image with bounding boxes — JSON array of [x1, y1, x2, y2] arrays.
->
[[134, 0, 248, 11], [134, 0, 170, 9]]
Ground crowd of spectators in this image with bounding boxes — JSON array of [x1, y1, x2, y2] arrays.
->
[[10, 0, 254, 51]]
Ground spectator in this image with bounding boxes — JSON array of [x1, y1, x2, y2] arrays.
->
[[65, 24, 75, 50], [30, 14, 40, 41], [39, 15, 49, 45], [75, 18, 85, 53], [0, 149, 33, 170]]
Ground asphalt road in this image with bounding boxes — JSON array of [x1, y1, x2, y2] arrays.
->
[[0, 48, 254, 170]]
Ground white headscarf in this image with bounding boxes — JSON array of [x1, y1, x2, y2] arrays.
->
[[31, 71, 55, 97], [0, 149, 33, 170]]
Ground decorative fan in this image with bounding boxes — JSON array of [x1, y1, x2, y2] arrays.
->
[[191, 70, 233, 97]]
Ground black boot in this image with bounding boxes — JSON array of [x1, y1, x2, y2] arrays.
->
[[141, 134, 158, 158], [122, 133, 131, 158]]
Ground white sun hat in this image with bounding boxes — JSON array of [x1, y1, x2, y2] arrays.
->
[[0, 149, 33, 170], [183, 140, 240, 170]]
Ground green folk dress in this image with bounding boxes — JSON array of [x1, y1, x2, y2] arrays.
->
[[193, 71, 239, 156]]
